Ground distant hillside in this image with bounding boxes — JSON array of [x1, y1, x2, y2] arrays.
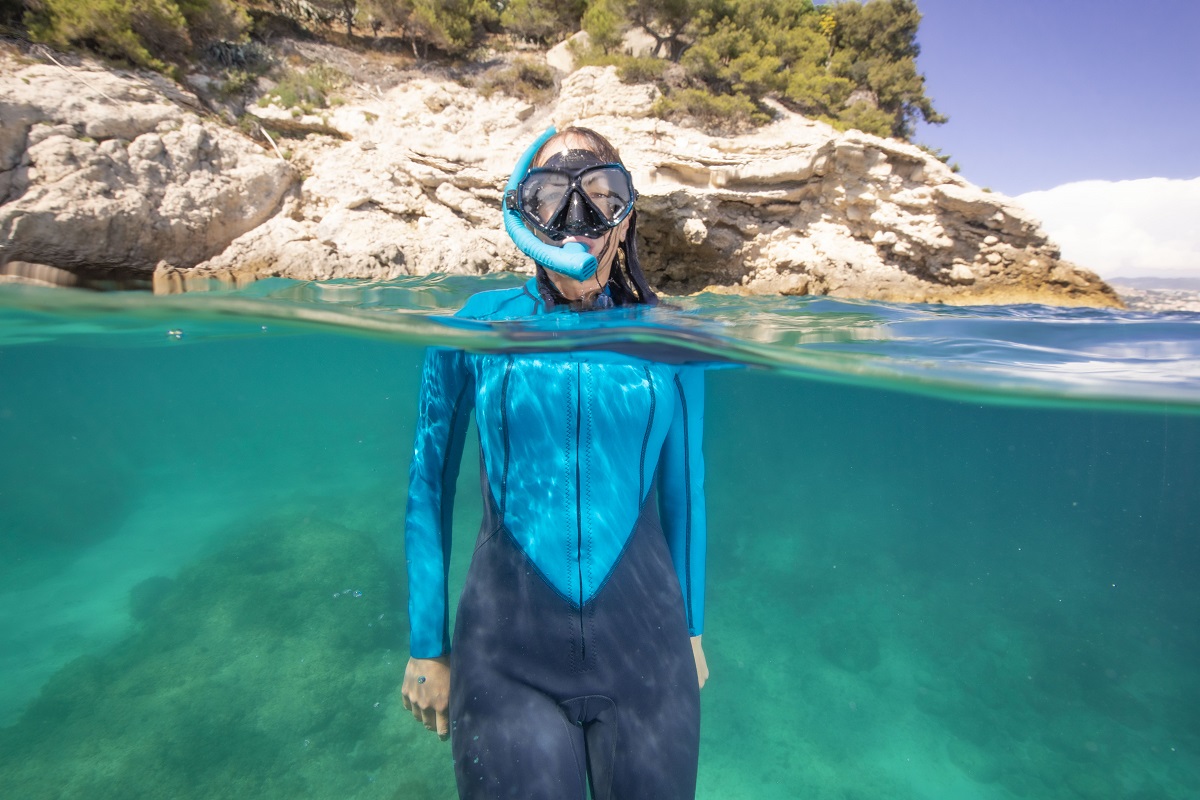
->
[[1108, 276, 1200, 291]]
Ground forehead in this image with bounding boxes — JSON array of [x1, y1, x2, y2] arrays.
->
[[535, 134, 611, 166]]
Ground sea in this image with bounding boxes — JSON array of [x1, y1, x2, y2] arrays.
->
[[0, 274, 1197, 800]]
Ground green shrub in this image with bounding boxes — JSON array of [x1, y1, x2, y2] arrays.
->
[[403, 0, 482, 56], [614, 55, 667, 84], [500, 0, 558, 42], [217, 67, 257, 99], [26, 0, 190, 73], [570, 44, 667, 85], [259, 64, 349, 113], [831, 101, 894, 137], [652, 88, 770, 135], [917, 143, 961, 171], [177, 0, 248, 44], [500, 0, 585, 43], [24, 0, 248, 74], [783, 69, 855, 115], [475, 57, 557, 105]]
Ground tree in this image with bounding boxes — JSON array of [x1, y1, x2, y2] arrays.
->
[[501, 0, 558, 42], [338, 0, 357, 36], [359, 0, 408, 33], [680, 0, 825, 103], [402, 0, 478, 56], [602, 0, 942, 141], [826, 0, 945, 137], [581, 0, 626, 54], [501, 0, 584, 43], [627, 0, 710, 61]]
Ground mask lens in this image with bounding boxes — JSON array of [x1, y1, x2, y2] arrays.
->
[[581, 167, 633, 222], [521, 172, 571, 226], [518, 161, 635, 238]]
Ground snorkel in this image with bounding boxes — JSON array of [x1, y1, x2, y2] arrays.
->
[[503, 127, 599, 282]]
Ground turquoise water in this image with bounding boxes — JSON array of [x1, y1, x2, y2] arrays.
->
[[1, 276, 1198, 799]]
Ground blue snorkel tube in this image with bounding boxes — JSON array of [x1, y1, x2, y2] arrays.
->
[[503, 127, 599, 282]]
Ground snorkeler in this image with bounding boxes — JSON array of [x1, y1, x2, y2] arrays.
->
[[401, 127, 708, 799]]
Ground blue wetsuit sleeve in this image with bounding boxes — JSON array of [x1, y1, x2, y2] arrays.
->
[[657, 366, 707, 637], [405, 346, 474, 658]]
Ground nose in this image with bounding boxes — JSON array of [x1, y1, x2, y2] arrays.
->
[[560, 191, 602, 235]]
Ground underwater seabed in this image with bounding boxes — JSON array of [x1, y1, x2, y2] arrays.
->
[[700, 370, 1199, 800], [0, 281, 1198, 799]]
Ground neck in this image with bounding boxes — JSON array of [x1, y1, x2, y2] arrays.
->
[[546, 261, 612, 302]]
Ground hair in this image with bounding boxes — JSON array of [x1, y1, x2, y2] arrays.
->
[[530, 127, 658, 310]]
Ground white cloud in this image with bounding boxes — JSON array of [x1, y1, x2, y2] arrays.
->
[[1015, 177, 1200, 279]]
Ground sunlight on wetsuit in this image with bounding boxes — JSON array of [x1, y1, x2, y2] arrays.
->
[[405, 279, 707, 799]]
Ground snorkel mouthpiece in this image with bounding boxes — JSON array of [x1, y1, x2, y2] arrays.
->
[[503, 127, 599, 281]]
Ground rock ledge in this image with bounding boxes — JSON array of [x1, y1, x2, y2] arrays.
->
[[0, 46, 1119, 308]]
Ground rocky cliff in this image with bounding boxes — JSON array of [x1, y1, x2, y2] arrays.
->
[[0, 43, 1120, 307], [0, 49, 295, 282]]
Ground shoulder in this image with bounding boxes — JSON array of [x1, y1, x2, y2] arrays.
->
[[455, 280, 543, 320]]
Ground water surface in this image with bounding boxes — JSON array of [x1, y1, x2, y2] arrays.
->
[[1, 277, 1197, 799]]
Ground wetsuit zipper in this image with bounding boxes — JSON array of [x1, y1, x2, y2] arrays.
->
[[574, 362, 586, 661]]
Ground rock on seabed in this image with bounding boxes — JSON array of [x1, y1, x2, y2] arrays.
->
[[0, 46, 1119, 308]]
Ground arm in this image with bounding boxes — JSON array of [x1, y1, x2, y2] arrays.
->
[[402, 346, 473, 738], [657, 367, 708, 685], [405, 346, 474, 659]]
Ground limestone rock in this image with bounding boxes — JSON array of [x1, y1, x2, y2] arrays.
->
[[177, 70, 545, 284], [0, 52, 296, 272], [552, 68, 661, 125], [1, 44, 1119, 308], [546, 32, 587, 74]]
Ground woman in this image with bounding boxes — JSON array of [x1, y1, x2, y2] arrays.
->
[[400, 127, 709, 799]]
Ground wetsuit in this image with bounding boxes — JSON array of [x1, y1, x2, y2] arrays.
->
[[404, 277, 707, 799]]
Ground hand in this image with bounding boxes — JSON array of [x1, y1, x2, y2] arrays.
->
[[402, 656, 451, 740], [691, 636, 709, 689]]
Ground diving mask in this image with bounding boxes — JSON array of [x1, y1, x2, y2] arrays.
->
[[506, 150, 637, 240]]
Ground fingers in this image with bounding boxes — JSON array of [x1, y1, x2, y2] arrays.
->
[[403, 689, 439, 732], [405, 684, 434, 727], [414, 694, 449, 738], [436, 708, 451, 740], [401, 657, 452, 739], [421, 704, 438, 732]]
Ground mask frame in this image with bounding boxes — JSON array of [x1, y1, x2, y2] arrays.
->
[[509, 162, 637, 240]]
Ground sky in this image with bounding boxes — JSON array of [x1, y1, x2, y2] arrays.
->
[[906, 0, 1200, 278]]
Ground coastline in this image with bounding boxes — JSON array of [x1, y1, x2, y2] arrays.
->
[[0, 37, 1121, 308], [1109, 283, 1200, 313]]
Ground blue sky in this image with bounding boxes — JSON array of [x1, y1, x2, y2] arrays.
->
[[900, 0, 1200, 277], [911, 0, 1200, 195]]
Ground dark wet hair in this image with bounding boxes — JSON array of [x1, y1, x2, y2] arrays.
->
[[531, 127, 658, 310]]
